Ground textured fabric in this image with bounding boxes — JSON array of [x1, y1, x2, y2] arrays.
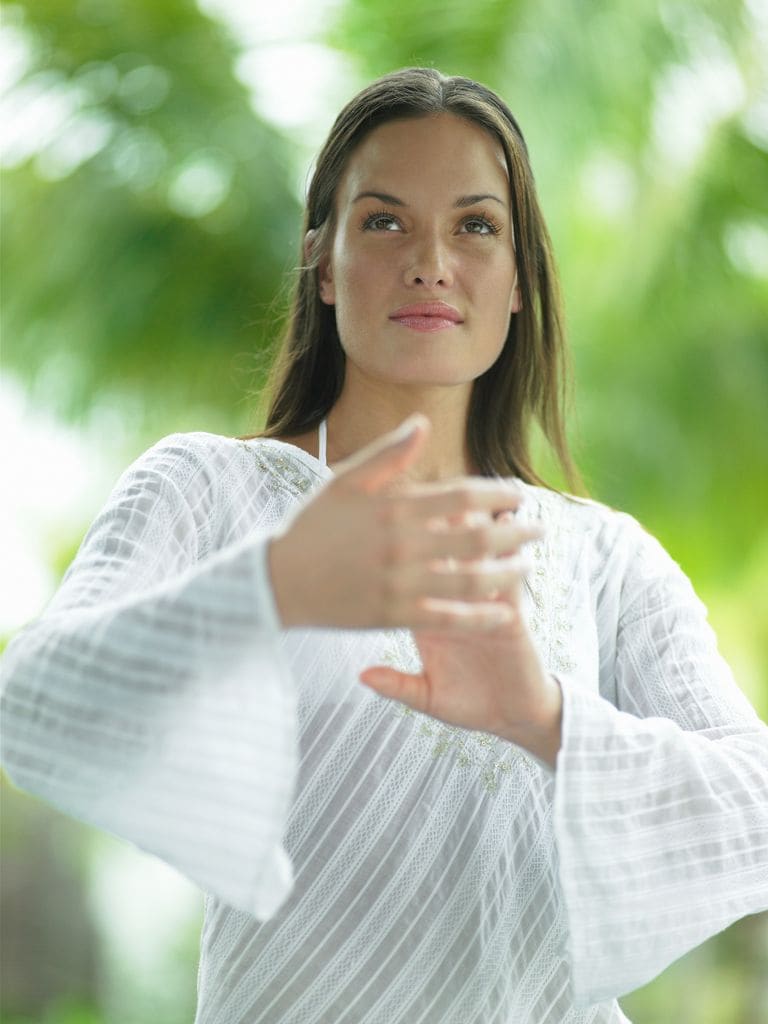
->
[[2, 431, 767, 1024]]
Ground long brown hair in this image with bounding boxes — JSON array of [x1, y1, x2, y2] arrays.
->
[[252, 67, 579, 490]]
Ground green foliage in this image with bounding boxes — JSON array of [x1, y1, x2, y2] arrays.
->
[[3, 1002, 104, 1024], [620, 913, 768, 1023], [1, 0, 302, 422]]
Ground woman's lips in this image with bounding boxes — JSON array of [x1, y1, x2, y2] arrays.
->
[[388, 302, 463, 332], [390, 315, 460, 332]]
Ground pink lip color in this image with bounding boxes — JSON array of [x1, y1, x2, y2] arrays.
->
[[388, 302, 463, 333], [390, 316, 460, 332]]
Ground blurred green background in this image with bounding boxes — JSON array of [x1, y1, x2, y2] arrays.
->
[[1, 0, 766, 1021]]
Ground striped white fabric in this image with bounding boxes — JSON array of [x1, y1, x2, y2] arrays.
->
[[1, 432, 766, 1023]]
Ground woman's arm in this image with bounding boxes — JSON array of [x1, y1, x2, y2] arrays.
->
[[0, 418, 549, 917], [553, 515, 768, 1005], [0, 434, 298, 918]]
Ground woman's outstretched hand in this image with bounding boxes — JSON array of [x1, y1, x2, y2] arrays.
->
[[268, 414, 560, 762], [359, 514, 563, 767], [268, 414, 540, 632]]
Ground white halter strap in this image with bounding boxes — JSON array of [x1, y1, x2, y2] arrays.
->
[[318, 418, 328, 468]]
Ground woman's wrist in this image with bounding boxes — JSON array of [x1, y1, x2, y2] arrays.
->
[[499, 674, 564, 770], [267, 532, 306, 628]]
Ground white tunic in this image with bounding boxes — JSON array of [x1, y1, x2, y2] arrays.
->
[[1, 430, 766, 1024]]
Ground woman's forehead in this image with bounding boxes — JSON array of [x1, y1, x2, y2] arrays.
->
[[336, 113, 510, 206]]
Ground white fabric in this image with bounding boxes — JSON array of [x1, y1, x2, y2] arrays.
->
[[318, 417, 327, 468], [1, 431, 766, 1024]]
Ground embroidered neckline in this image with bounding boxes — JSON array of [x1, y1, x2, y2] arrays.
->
[[522, 485, 576, 676], [236, 439, 327, 498]]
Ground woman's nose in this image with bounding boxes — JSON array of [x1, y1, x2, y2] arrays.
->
[[403, 233, 454, 288]]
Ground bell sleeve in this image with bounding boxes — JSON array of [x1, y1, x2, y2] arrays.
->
[[552, 513, 768, 1006], [0, 434, 298, 920]]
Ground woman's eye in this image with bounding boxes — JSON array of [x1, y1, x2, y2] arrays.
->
[[461, 217, 499, 236], [363, 212, 401, 231], [361, 211, 500, 235]]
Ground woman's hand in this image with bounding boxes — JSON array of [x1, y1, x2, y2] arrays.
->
[[268, 415, 541, 632], [359, 508, 563, 767]]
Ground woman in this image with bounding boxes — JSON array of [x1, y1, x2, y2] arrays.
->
[[2, 68, 766, 1023]]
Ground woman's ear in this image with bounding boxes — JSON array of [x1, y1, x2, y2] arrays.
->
[[304, 229, 335, 305]]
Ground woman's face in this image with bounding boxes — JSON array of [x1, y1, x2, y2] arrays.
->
[[317, 112, 521, 390]]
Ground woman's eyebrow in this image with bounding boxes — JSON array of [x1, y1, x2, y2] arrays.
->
[[353, 190, 405, 206], [455, 193, 507, 208], [352, 190, 507, 208]]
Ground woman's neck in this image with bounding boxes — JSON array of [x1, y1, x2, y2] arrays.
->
[[326, 382, 475, 482]]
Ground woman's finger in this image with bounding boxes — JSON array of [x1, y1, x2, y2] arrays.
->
[[359, 667, 429, 710], [334, 414, 430, 494], [419, 519, 543, 562], [409, 597, 517, 631], [493, 552, 532, 602], [375, 517, 542, 566], [385, 477, 524, 520], [393, 557, 532, 602]]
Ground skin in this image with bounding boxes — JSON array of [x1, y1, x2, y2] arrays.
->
[[270, 113, 563, 768], [289, 112, 521, 479]]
